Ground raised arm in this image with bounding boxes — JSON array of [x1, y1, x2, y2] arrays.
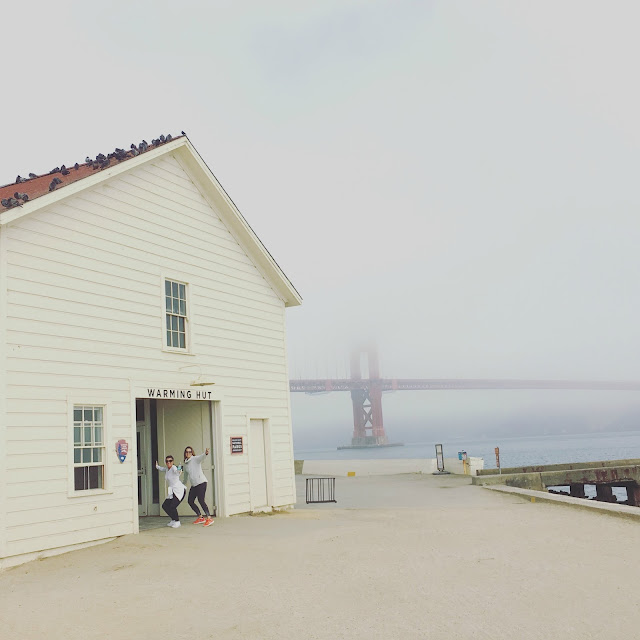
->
[[193, 453, 207, 463], [156, 461, 167, 472]]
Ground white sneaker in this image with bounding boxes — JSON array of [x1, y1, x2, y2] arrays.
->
[[167, 520, 176, 527], [170, 521, 181, 528]]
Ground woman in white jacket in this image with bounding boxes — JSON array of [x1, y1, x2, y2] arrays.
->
[[183, 446, 213, 526], [155, 454, 187, 528]]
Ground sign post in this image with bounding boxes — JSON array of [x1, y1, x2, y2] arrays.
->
[[494, 446, 501, 474], [433, 443, 449, 474]]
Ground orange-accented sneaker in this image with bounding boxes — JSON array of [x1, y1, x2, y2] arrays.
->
[[203, 517, 214, 527], [193, 516, 206, 524]]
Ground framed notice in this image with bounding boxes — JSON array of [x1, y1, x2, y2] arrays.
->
[[230, 437, 243, 454]]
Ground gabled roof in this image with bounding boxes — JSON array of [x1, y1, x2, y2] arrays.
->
[[0, 136, 183, 206], [0, 135, 302, 307]]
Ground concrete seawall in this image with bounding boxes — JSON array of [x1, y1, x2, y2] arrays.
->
[[295, 457, 484, 476], [473, 458, 640, 507], [476, 458, 640, 476]]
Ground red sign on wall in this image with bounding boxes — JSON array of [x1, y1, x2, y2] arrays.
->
[[230, 437, 243, 454], [116, 439, 129, 463]]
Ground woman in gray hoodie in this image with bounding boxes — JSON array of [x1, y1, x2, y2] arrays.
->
[[183, 446, 213, 526]]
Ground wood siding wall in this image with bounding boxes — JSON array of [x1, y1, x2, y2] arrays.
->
[[2, 153, 295, 559]]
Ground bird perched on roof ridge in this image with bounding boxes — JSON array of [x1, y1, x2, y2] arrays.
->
[[16, 175, 24, 184], [85, 157, 92, 164], [166, 134, 172, 142], [74, 163, 79, 170], [61, 166, 70, 175], [28, 173, 37, 179]]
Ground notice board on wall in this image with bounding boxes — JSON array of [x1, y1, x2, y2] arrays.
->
[[230, 437, 243, 454]]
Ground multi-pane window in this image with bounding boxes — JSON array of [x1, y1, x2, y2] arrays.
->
[[73, 406, 105, 491], [165, 279, 187, 349]]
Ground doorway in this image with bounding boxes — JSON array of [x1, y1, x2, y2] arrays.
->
[[155, 400, 216, 518], [250, 419, 269, 510]]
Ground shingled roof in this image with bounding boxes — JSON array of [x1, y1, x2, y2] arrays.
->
[[0, 135, 183, 208]]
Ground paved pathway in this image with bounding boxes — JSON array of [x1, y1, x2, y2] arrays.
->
[[2, 474, 639, 639]]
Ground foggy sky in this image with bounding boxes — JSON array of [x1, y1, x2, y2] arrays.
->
[[4, 2, 640, 447]]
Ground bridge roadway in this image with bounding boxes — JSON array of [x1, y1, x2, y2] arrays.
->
[[289, 378, 640, 393]]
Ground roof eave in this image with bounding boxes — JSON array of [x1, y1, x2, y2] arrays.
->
[[174, 141, 302, 308]]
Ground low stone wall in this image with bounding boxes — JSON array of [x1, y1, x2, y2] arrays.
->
[[476, 458, 640, 476], [295, 457, 484, 477], [472, 462, 640, 506]]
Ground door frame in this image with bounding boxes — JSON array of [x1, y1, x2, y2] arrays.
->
[[211, 401, 225, 517], [130, 382, 227, 532], [136, 422, 148, 516], [136, 399, 155, 517]]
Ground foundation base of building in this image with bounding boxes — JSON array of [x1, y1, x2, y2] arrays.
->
[[0, 537, 116, 572]]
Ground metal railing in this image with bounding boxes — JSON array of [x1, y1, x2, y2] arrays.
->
[[306, 477, 337, 504]]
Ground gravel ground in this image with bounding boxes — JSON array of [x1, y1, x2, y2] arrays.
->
[[2, 473, 639, 639]]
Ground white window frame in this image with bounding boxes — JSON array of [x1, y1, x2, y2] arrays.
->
[[67, 400, 112, 497], [161, 276, 194, 355]]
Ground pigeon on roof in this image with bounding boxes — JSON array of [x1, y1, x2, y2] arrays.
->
[[1, 132, 181, 204]]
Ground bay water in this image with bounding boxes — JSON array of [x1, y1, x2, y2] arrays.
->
[[295, 430, 640, 501]]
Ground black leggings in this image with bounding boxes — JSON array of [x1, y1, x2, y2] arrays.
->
[[162, 492, 185, 521], [188, 482, 210, 517]]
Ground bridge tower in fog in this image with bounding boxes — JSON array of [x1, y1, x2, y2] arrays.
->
[[289, 350, 640, 449], [349, 345, 390, 447]]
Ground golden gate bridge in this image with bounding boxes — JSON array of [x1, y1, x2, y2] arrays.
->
[[289, 346, 640, 449]]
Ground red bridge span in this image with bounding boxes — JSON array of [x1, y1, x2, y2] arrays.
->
[[289, 347, 640, 448]]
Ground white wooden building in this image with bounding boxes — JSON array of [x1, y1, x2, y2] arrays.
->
[[0, 135, 302, 568]]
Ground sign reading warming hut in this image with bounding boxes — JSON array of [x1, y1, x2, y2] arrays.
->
[[146, 388, 215, 400]]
